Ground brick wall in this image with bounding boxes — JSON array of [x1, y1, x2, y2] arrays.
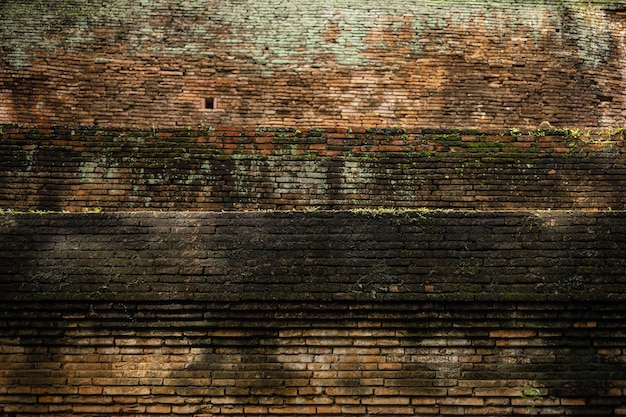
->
[[2, 0, 626, 128], [1, 211, 626, 416], [2, 1, 626, 414], [1, 125, 625, 212]]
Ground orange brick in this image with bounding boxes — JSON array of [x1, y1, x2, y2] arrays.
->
[[362, 397, 410, 405], [439, 397, 484, 406], [489, 330, 536, 338], [367, 406, 416, 414], [172, 405, 201, 414], [269, 405, 317, 414], [73, 405, 123, 414], [146, 405, 172, 413], [242, 406, 269, 414], [316, 405, 342, 414]]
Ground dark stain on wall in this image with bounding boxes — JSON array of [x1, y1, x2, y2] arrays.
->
[[1, 211, 626, 414]]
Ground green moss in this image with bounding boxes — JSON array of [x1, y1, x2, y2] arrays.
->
[[459, 284, 485, 293], [365, 127, 406, 135], [254, 127, 296, 135], [1, 0, 102, 67], [104, 146, 123, 153], [425, 133, 462, 143], [423, 128, 480, 135], [306, 129, 325, 138], [466, 141, 504, 149], [5, 0, 623, 74], [463, 160, 485, 168], [576, 266, 597, 274]]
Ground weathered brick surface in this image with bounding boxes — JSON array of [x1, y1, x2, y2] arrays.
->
[[1, 211, 626, 415], [2, 1, 626, 128], [1, 300, 625, 416], [1, 211, 625, 303], [1, 125, 625, 211], [2, 1, 626, 414]]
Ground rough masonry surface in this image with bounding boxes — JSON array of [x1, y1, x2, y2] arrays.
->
[[1, 125, 625, 212], [1, 211, 626, 416], [2, 0, 626, 128], [2, 1, 626, 416]]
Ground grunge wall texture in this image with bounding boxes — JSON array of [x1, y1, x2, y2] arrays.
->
[[2, 0, 626, 416], [2, 0, 626, 128], [0, 125, 625, 212], [2, 129, 626, 416], [1, 211, 626, 416]]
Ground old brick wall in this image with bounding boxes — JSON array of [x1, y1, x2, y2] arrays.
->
[[1, 125, 625, 212], [2, 0, 626, 129], [1, 211, 626, 416], [2, 1, 626, 415]]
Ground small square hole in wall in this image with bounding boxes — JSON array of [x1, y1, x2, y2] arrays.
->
[[202, 97, 216, 110]]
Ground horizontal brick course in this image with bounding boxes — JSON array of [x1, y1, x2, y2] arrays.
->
[[1, 126, 626, 211], [2, 1, 626, 129], [3, 4, 626, 410], [1, 211, 626, 415], [7, 298, 623, 414], [2, 211, 625, 303]]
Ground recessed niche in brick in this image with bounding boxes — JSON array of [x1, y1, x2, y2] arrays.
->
[[201, 97, 216, 110]]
